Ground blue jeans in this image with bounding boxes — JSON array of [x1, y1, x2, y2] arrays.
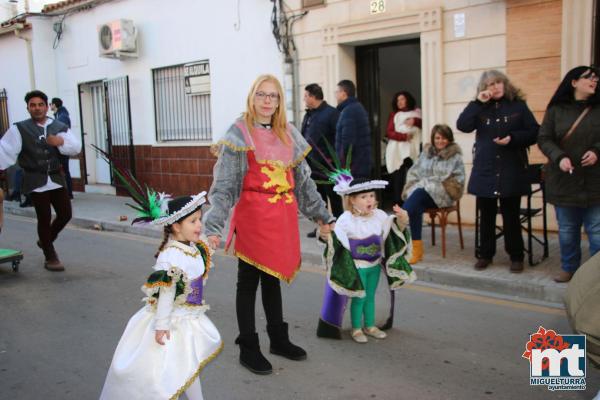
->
[[402, 188, 437, 240], [554, 205, 600, 272]]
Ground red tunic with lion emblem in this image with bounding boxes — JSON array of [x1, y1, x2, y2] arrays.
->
[[225, 123, 301, 282]]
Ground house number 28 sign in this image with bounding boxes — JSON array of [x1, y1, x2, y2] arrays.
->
[[370, 0, 385, 15]]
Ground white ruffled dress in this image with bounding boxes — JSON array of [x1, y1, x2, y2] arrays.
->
[[100, 241, 222, 400]]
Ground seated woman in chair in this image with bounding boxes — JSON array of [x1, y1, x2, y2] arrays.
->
[[401, 124, 465, 264]]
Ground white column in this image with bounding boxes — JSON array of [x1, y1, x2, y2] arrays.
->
[[561, 0, 593, 75], [420, 29, 443, 142]]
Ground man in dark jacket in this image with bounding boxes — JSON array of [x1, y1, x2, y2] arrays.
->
[[301, 84, 342, 237], [50, 97, 73, 199], [334, 80, 372, 178]]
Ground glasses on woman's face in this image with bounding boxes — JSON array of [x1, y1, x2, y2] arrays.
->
[[580, 73, 600, 82], [255, 91, 280, 102]]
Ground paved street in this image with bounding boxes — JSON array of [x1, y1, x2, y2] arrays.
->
[[0, 214, 598, 400]]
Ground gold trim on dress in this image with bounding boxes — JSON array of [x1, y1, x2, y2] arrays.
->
[[164, 245, 201, 258], [181, 302, 210, 310], [195, 240, 212, 279], [289, 145, 311, 168], [169, 341, 224, 400], [143, 281, 173, 289], [216, 140, 254, 153], [235, 250, 300, 284]]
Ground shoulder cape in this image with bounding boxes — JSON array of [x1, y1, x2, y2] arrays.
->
[[323, 222, 416, 297]]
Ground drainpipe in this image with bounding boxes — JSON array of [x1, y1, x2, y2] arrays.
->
[[289, 12, 306, 128], [284, 54, 301, 127], [14, 27, 35, 90], [292, 53, 301, 127]]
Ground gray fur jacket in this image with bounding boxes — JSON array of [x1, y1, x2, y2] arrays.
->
[[402, 142, 465, 208]]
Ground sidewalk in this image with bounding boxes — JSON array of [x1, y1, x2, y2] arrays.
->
[[4, 192, 573, 305]]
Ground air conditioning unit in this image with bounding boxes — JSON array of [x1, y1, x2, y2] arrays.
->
[[98, 19, 138, 59]]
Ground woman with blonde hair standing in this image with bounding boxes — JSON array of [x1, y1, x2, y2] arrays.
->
[[203, 74, 334, 375], [457, 70, 539, 273]]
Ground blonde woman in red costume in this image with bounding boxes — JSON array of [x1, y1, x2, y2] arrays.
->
[[204, 74, 334, 375]]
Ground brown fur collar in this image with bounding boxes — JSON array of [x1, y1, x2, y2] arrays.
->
[[424, 142, 462, 160]]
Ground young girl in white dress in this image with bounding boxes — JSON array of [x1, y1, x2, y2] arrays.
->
[[100, 192, 222, 400]]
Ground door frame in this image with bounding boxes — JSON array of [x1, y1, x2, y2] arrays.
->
[[78, 79, 104, 187], [321, 8, 443, 142], [78, 76, 136, 192], [103, 76, 136, 188], [355, 38, 422, 180]]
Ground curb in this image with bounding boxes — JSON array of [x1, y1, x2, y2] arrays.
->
[[4, 204, 163, 239], [408, 264, 565, 305], [5, 205, 565, 305]]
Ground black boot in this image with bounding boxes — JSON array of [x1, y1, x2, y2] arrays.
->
[[268, 322, 307, 361], [7, 191, 20, 202], [20, 194, 32, 208], [235, 333, 272, 375], [316, 318, 342, 339]]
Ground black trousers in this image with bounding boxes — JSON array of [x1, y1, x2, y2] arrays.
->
[[316, 182, 343, 218], [477, 196, 524, 261], [236, 258, 284, 336], [30, 187, 72, 260], [390, 158, 413, 206], [59, 155, 73, 198]]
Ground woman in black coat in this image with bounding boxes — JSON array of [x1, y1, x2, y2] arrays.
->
[[538, 66, 600, 283], [457, 70, 539, 272]]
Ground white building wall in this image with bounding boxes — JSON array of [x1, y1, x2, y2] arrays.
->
[[30, 18, 59, 97], [0, 30, 34, 125], [20, 0, 283, 144]]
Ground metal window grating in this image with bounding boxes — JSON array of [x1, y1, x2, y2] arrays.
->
[[153, 64, 212, 142]]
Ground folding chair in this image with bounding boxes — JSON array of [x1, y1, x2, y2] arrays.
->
[[474, 164, 549, 266], [425, 200, 464, 257]]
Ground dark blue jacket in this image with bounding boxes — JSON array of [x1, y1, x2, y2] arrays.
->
[[456, 98, 539, 198], [301, 101, 339, 172], [54, 106, 71, 128], [336, 97, 372, 178]]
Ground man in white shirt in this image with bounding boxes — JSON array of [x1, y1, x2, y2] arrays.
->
[[0, 90, 81, 271]]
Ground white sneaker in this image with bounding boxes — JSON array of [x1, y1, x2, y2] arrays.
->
[[364, 326, 387, 339], [351, 329, 368, 343]]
